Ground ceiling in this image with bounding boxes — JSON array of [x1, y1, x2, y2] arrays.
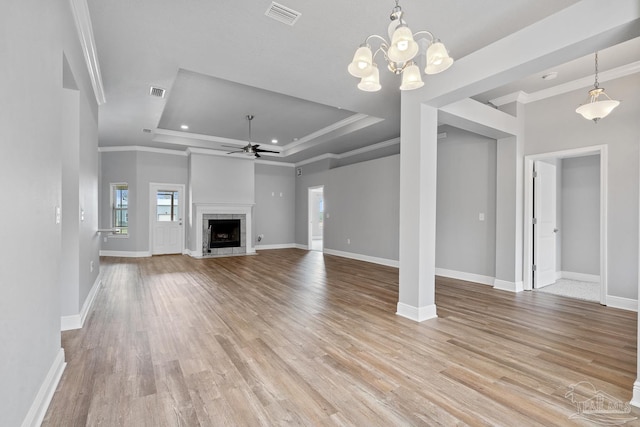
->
[[87, 0, 639, 164]]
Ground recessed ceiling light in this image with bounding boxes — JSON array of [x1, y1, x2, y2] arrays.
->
[[293, 137, 299, 141], [142, 128, 152, 133], [271, 139, 278, 144], [180, 124, 189, 130], [541, 71, 558, 80]]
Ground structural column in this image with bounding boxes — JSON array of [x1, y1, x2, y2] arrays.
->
[[494, 102, 525, 292], [397, 93, 439, 321]]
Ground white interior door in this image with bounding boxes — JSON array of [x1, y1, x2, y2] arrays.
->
[[308, 186, 324, 251], [150, 184, 184, 255], [534, 161, 557, 288]]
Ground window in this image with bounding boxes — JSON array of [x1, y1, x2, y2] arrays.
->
[[156, 190, 179, 222], [111, 183, 128, 235]]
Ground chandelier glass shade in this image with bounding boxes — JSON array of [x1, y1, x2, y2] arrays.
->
[[348, 1, 453, 91], [576, 52, 620, 123]]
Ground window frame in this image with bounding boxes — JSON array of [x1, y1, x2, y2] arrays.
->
[[110, 182, 129, 237]]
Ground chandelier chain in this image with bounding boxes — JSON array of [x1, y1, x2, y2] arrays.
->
[[594, 51, 599, 89]]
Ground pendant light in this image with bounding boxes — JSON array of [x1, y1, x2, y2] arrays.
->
[[576, 52, 620, 123]]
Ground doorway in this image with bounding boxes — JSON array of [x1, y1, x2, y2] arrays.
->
[[524, 146, 607, 304], [149, 183, 185, 255], [308, 186, 324, 251]]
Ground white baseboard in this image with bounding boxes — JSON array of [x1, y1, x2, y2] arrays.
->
[[631, 380, 640, 409], [396, 302, 437, 322], [560, 271, 600, 282], [493, 279, 524, 293], [99, 250, 151, 258], [294, 243, 308, 250], [21, 348, 66, 427], [323, 248, 399, 268], [61, 276, 102, 331], [435, 268, 494, 286], [606, 295, 638, 312], [256, 243, 297, 250]]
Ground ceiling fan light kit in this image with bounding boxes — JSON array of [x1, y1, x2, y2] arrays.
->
[[347, 0, 454, 92], [576, 52, 620, 123], [226, 115, 279, 159]]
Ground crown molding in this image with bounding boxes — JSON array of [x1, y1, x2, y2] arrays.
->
[[98, 146, 188, 156], [490, 61, 640, 107], [280, 113, 372, 151], [294, 137, 401, 167], [69, 0, 106, 105], [254, 159, 296, 167], [153, 129, 284, 152]]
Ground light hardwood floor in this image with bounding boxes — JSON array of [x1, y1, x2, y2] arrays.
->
[[43, 249, 639, 426]]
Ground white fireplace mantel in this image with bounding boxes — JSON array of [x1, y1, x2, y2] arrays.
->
[[193, 203, 255, 257]]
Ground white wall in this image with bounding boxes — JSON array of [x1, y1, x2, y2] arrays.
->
[[525, 73, 640, 299], [188, 153, 255, 251], [0, 0, 98, 425]]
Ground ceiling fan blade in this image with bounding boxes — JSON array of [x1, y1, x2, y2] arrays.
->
[[254, 152, 261, 158], [254, 148, 279, 154], [227, 150, 244, 154]]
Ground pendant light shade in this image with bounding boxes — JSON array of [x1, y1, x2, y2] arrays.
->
[[425, 41, 453, 74], [388, 25, 419, 63], [357, 64, 381, 92], [576, 52, 620, 123], [399, 63, 424, 90], [576, 89, 620, 122], [348, 45, 374, 78]]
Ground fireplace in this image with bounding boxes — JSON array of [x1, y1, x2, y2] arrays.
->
[[208, 219, 240, 248], [201, 212, 248, 256], [193, 203, 254, 258]]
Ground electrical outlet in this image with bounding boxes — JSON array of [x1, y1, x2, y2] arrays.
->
[[90, 260, 94, 272], [347, 238, 351, 245], [80, 208, 85, 222], [479, 212, 485, 221], [55, 206, 61, 224], [103, 236, 108, 243]]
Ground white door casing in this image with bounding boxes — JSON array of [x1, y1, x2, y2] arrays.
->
[[533, 161, 557, 288], [149, 183, 184, 255]]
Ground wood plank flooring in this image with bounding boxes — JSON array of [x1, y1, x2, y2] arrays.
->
[[43, 249, 639, 426]]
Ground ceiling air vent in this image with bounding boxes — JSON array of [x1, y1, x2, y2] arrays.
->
[[149, 86, 166, 98], [265, 2, 301, 26]]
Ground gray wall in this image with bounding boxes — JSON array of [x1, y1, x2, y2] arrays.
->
[[561, 155, 600, 275], [0, 0, 99, 425], [254, 163, 296, 246], [436, 126, 497, 277], [525, 73, 640, 299], [325, 155, 400, 260], [100, 151, 188, 253]]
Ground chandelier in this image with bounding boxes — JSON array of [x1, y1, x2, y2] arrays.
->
[[347, 0, 453, 92], [575, 52, 620, 123]]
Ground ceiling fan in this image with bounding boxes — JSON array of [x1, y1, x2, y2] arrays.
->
[[225, 115, 279, 158]]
